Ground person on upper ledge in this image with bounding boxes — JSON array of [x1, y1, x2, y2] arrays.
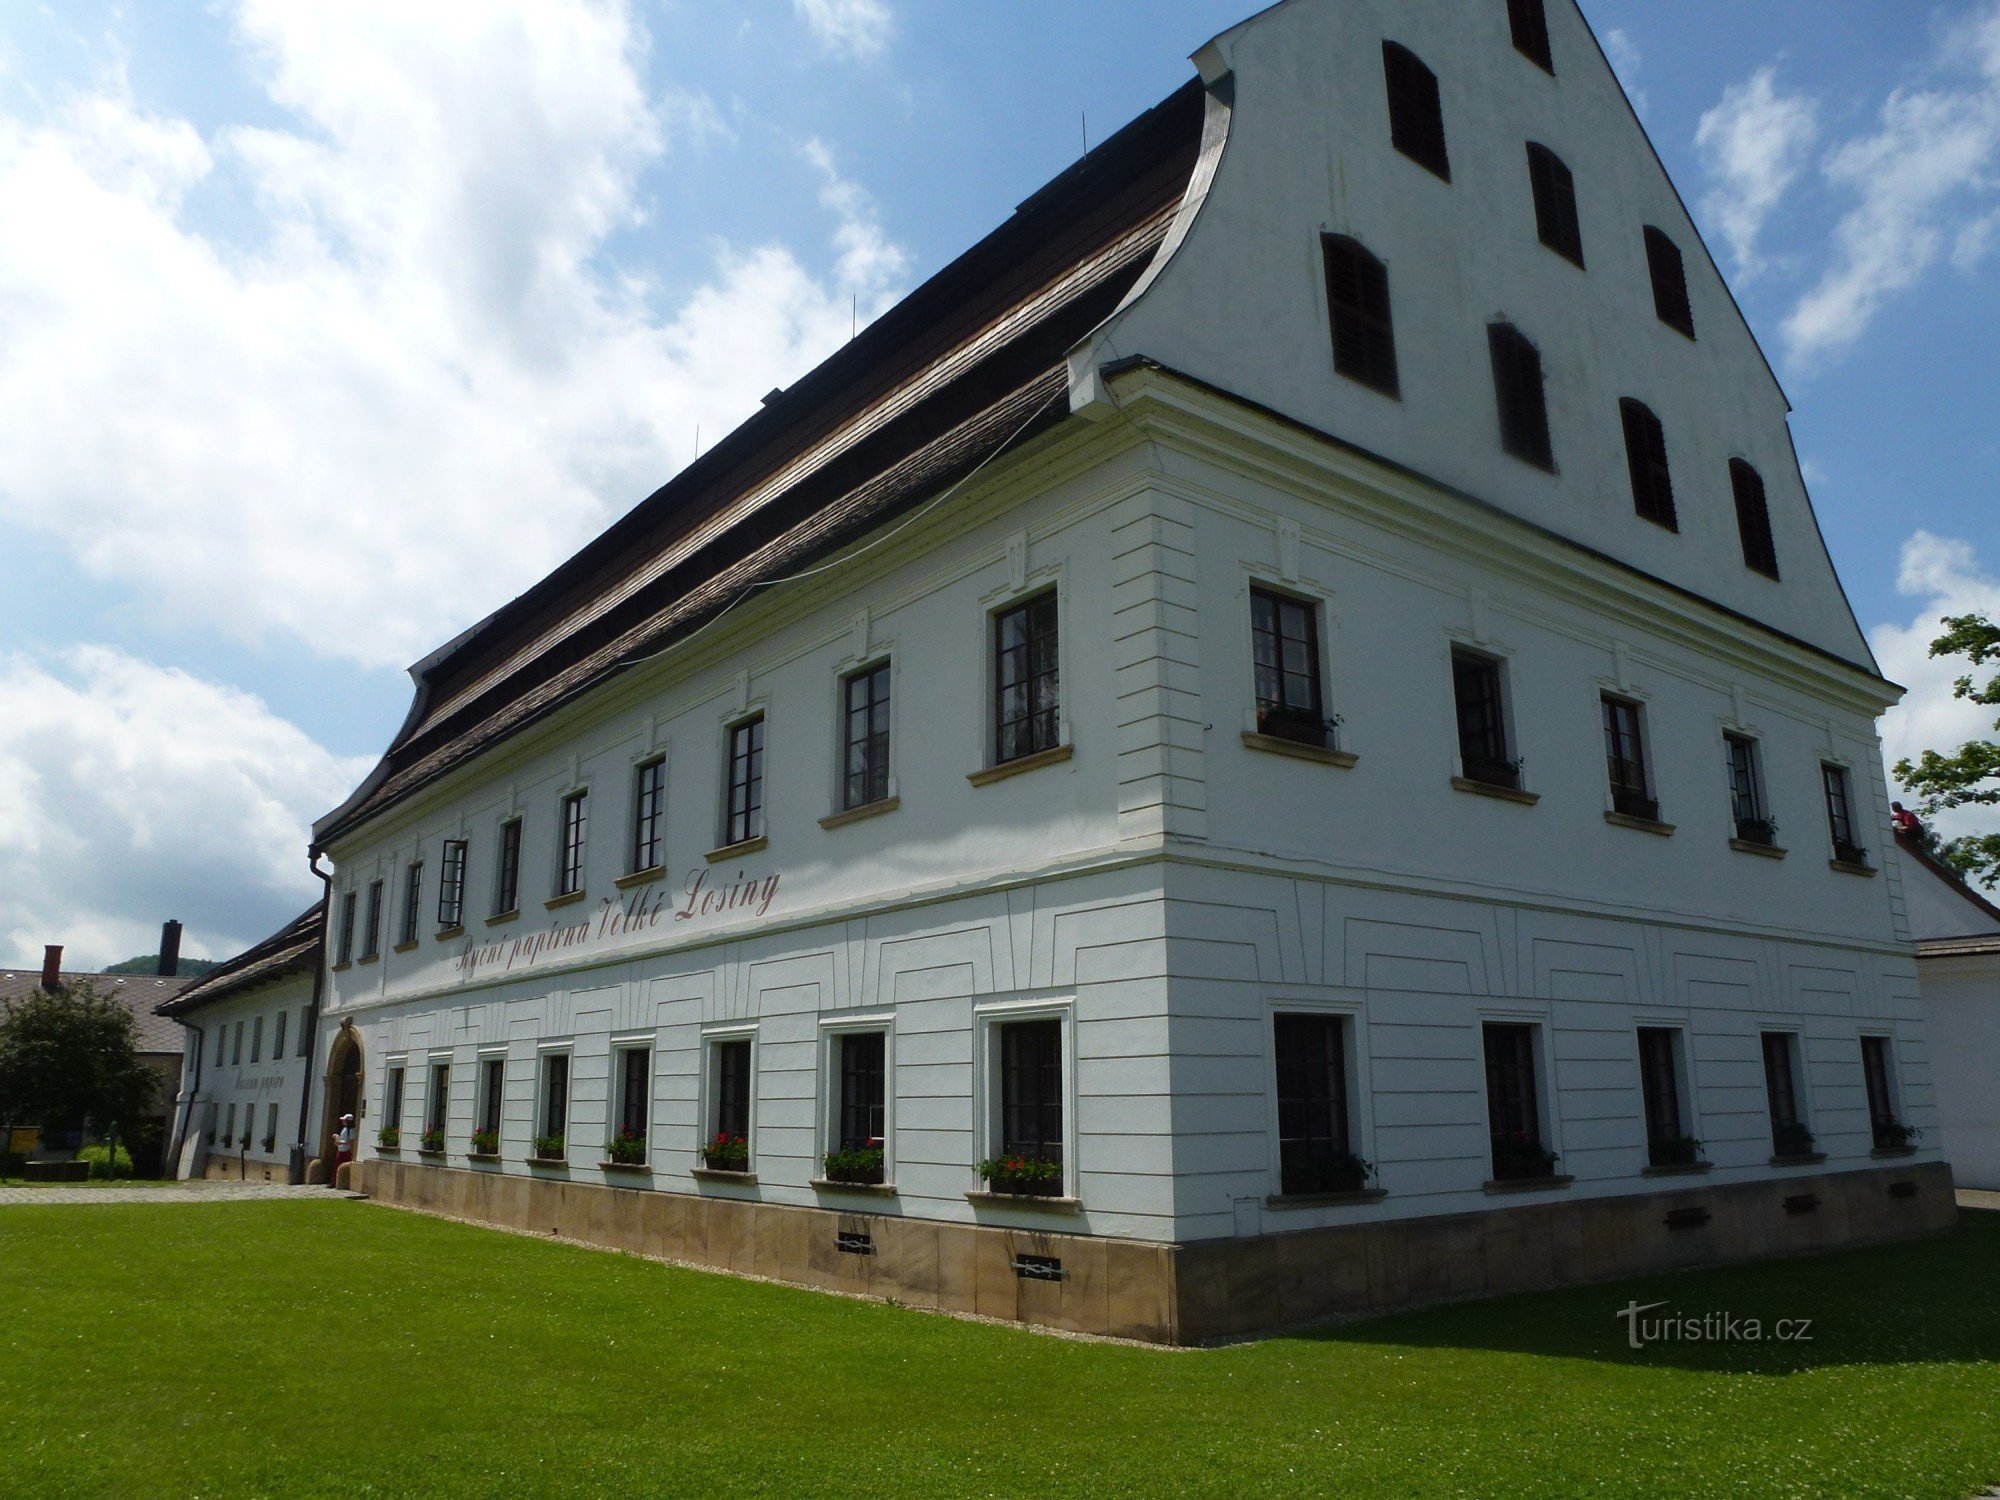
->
[[1892, 802, 1924, 837]]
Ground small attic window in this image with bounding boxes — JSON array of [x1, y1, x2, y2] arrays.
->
[[1526, 143, 1584, 268], [1619, 399, 1677, 531], [1488, 323, 1554, 471], [1645, 227, 1696, 339], [1730, 459, 1780, 579], [1507, 0, 1554, 73], [1321, 234, 1400, 397], [1383, 43, 1450, 182]]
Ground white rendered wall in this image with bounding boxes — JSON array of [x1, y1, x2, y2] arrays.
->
[[172, 973, 314, 1174], [1920, 957, 2000, 1190]]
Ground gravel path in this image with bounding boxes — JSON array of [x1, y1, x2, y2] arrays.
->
[[0, 1182, 357, 1205]]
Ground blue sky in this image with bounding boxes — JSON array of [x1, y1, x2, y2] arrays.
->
[[0, 0, 1995, 966]]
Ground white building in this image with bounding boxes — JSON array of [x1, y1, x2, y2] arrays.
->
[[1897, 829, 2000, 1190], [160, 906, 323, 1182], [301, 0, 1953, 1340]]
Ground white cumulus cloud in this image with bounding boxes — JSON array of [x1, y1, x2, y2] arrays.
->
[[1873, 532, 2000, 843], [0, 647, 372, 971], [0, 0, 909, 672], [1783, 2, 2000, 366], [793, 0, 893, 60], [1695, 65, 1819, 279]]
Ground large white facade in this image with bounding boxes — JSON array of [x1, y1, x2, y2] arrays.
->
[[306, 0, 1941, 1266]]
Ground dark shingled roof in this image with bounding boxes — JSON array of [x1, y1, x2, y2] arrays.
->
[[314, 78, 1209, 850], [0, 969, 196, 1054], [156, 904, 325, 1019]]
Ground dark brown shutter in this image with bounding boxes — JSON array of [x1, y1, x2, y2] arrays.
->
[[1645, 227, 1695, 338], [1527, 143, 1584, 268], [1619, 399, 1677, 529], [1321, 235, 1399, 396], [1383, 43, 1450, 181], [1730, 459, 1780, 578], [1488, 324, 1554, 470], [1508, 0, 1554, 72]]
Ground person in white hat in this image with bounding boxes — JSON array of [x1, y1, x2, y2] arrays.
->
[[333, 1113, 356, 1185]]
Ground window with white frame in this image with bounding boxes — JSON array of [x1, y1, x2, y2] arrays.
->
[[362, 879, 383, 959], [841, 663, 892, 811], [1822, 764, 1867, 866], [494, 819, 523, 916], [336, 889, 357, 965], [296, 1007, 310, 1057], [250, 1014, 263, 1064], [724, 718, 765, 847], [703, 1032, 754, 1172], [424, 1061, 449, 1148], [224, 1102, 236, 1146], [535, 1051, 569, 1158], [1250, 587, 1335, 749], [438, 839, 468, 930], [1636, 1027, 1699, 1167], [1725, 734, 1774, 844], [264, 1103, 278, 1152], [631, 757, 667, 873], [384, 1065, 405, 1135], [231, 1021, 244, 1066], [1483, 1021, 1557, 1181], [272, 1009, 287, 1061], [1273, 1012, 1366, 1195], [474, 1055, 504, 1154], [556, 790, 589, 896], [993, 592, 1061, 765], [610, 1045, 650, 1161], [1860, 1035, 1909, 1149], [1761, 1031, 1812, 1157], [400, 861, 424, 946], [823, 1026, 888, 1185], [977, 1007, 1069, 1198]]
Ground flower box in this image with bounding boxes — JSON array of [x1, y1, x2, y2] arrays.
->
[[419, 1128, 445, 1154], [1462, 758, 1524, 792], [469, 1129, 500, 1156], [1872, 1120, 1922, 1151], [1772, 1122, 1817, 1159], [604, 1128, 647, 1167], [1255, 704, 1339, 750], [821, 1146, 885, 1187], [1612, 790, 1661, 823], [1278, 1147, 1375, 1197], [376, 1127, 401, 1151], [1647, 1134, 1705, 1169], [1832, 840, 1870, 868], [1735, 817, 1779, 847], [975, 1153, 1063, 1197], [1490, 1134, 1560, 1182], [701, 1133, 750, 1172]]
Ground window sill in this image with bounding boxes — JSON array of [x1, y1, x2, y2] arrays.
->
[[544, 890, 588, 910], [392, 942, 420, 955], [1829, 859, 1877, 878], [375, 1145, 401, 1154], [1641, 1162, 1712, 1178], [1483, 1174, 1574, 1195], [1265, 1188, 1387, 1209], [358, 953, 380, 966], [819, 796, 900, 831], [600, 1159, 651, 1173], [705, 835, 768, 864], [1770, 1152, 1828, 1167], [436, 925, 465, 941], [486, 909, 520, 927], [1729, 839, 1788, 860], [691, 1167, 758, 1186], [965, 1190, 1082, 1214], [330, 961, 352, 973], [1870, 1145, 1918, 1159], [467, 1152, 500, 1163], [416, 1149, 445, 1160], [1240, 732, 1358, 769], [968, 744, 1074, 787], [1451, 776, 1540, 806], [810, 1177, 898, 1196], [527, 1156, 568, 1169], [615, 866, 666, 891], [1604, 810, 1675, 837]]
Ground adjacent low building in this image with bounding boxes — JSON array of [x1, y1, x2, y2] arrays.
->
[[158, 906, 324, 1182], [1897, 829, 2000, 1190], [294, 0, 1953, 1342]]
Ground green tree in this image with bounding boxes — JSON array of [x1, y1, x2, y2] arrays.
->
[[1895, 612, 2000, 889], [0, 982, 160, 1143]]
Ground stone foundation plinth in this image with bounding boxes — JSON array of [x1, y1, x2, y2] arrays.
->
[[356, 1159, 1956, 1344]]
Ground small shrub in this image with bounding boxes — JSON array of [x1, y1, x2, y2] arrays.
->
[[1649, 1134, 1705, 1168], [1875, 1121, 1922, 1149], [420, 1127, 445, 1153], [532, 1134, 565, 1161], [606, 1128, 647, 1166], [469, 1128, 500, 1155], [976, 1154, 1063, 1197], [78, 1143, 133, 1180], [1773, 1122, 1817, 1158], [377, 1126, 401, 1150]]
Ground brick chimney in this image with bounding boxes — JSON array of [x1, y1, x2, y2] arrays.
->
[[158, 920, 183, 978], [40, 945, 62, 992]]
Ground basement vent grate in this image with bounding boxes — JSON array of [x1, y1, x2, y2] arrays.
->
[[1783, 1193, 1820, 1216], [835, 1231, 874, 1256], [1887, 1181, 1918, 1201], [1663, 1206, 1711, 1230], [1013, 1254, 1065, 1282]]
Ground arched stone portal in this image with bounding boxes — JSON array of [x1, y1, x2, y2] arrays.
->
[[316, 1020, 362, 1185]]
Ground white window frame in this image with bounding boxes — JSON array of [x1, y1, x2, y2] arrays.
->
[[699, 1022, 760, 1168], [1595, 683, 1658, 813], [552, 782, 592, 900], [1756, 1025, 1814, 1144], [474, 1046, 508, 1149], [1443, 634, 1526, 792], [971, 997, 1077, 1197], [626, 750, 670, 877], [818, 1014, 895, 1180], [533, 1042, 572, 1153], [1261, 994, 1374, 1198], [382, 1057, 409, 1135], [827, 653, 899, 816], [1632, 1019, 1701, 1156], [1239, 566, 1341, 742], [424, 1054, 452, 1142], [1475, 1006, 1562, 1170], [1857, 1027, 1903, 1126], [716, 707, 770, 852], [607, 1032, 656, 1161], [977, 563, 1070, 773]]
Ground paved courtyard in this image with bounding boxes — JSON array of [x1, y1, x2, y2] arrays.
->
[[0, 1181, 355, 1205]]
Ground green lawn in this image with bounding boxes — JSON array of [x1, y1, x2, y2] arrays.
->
[[3, 1201, 1997, 1498]]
